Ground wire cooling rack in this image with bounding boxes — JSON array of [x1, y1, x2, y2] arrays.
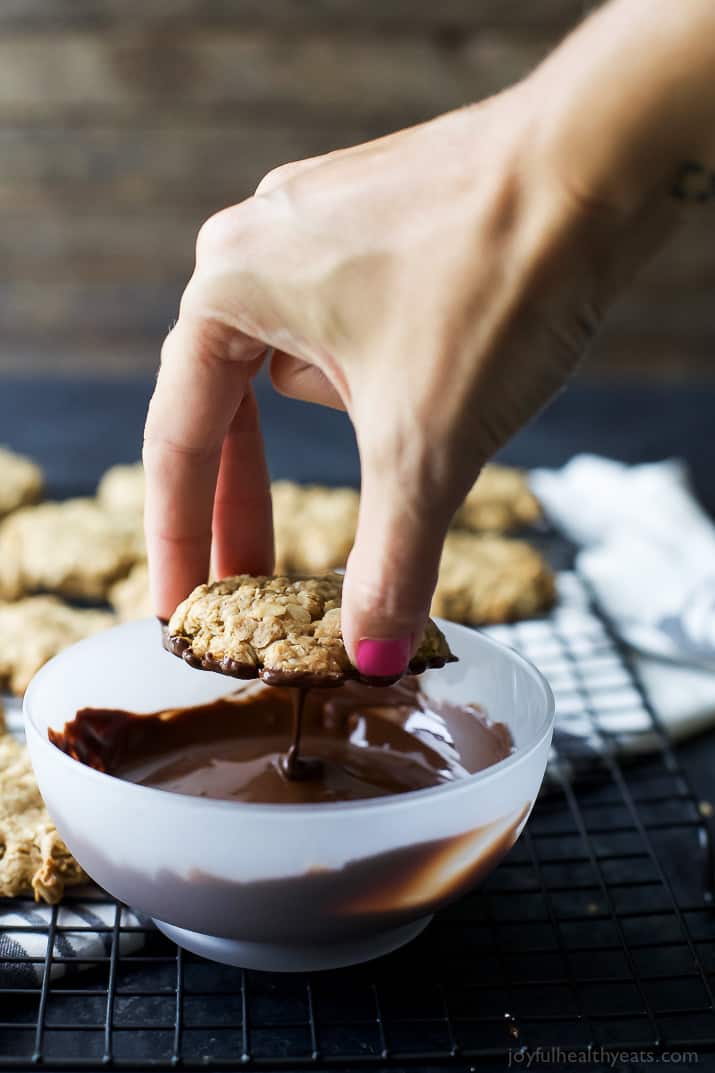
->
[[1, 570, 714, 1070]]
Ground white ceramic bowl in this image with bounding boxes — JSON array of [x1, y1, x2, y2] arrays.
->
[[24, 618, 554, 972]]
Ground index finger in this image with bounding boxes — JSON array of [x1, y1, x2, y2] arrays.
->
[[143, 313, 267, 620]]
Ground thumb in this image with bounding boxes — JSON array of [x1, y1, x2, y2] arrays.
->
[[341, 462, 450, 681]]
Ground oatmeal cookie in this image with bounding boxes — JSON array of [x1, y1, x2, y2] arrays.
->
[[432, 533, 555, 625], [97, 462, 144, 516], [0, 446, 44, 520], [0, 707, 87, 902], [452, 464, 541, 533], [272, 481, 359, 574], [167, 572, 454, 686], [109, 561, 151, 621], [0, 597, 114, 695], [0, 498, 145, 602]]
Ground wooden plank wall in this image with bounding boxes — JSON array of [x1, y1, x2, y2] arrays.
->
[[0, 1, 711, 378]]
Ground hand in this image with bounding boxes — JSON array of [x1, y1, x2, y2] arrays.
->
[[144, 15, 681, 678]]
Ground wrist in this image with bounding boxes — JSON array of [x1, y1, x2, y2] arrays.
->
[[529, 0, 715, 218]]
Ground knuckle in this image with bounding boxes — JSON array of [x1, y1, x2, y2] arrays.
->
[[158, 321, 183, 366], [195, 202, 252, 262], [254, 160, 303, 197], [142, 430, 221, 473], [360, 428, 433, 499], [195, 207, 232, 259], [161, 287, 237, 370]]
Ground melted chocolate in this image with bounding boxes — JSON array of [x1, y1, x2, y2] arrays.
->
[[49, 680, 513, 806]]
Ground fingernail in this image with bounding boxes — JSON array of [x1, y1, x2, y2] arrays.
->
[[357, 637, 412, 679]]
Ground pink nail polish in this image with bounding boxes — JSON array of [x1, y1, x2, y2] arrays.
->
[[357, 637, 411, 680]]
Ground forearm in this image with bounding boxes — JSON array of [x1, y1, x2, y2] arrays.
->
[[531, 0, 715, 214]]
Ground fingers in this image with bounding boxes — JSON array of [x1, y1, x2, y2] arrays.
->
[[270, 350, 346, 411], [211, 383, 274, 580], [143, 313, 266, 620], [340, 449, 451, 676]]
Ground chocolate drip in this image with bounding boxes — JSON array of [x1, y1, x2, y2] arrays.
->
[[280, 688, 323, 781]]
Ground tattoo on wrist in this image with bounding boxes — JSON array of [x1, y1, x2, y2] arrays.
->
[[671, 162, 715, 203]]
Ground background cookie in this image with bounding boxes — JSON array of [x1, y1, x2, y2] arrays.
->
[[0, 597, 115, 695], [109, 562, 152, 621], [0, 461, 551, 699], [0, 445, 44, 520], [0, 498, 145, 602], [452, 464, 541, 533], [432, 532, 555, 625], [0, 706, 87, 902], [100, 474, 361, 575], [272, 481, 359, 574], [97, 462, 145, 517]]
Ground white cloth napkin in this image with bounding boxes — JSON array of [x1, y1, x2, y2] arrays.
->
[[531, 455, 715, 741], [0, 897, 145, 986]]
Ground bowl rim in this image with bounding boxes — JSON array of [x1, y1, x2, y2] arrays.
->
[[24, 617, 555, 818]]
